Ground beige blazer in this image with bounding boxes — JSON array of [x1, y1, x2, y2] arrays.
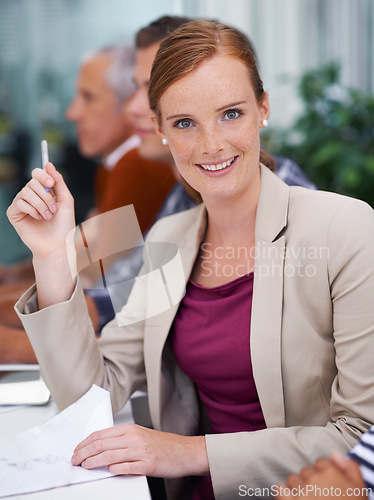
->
[[16, 165, 374, 500]]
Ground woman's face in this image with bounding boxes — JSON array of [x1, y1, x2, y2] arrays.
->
[[157, 54, 269, 203]]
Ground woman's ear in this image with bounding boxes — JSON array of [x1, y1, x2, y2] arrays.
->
[[261, 92, 270, 122], [150, 113, 164, 138]]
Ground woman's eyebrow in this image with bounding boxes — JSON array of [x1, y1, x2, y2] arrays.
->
[[216, 100, 247, 112], [166, 113, 193, 121]]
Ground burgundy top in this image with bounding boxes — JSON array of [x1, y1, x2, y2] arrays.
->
[[171, 273, 266, 500]]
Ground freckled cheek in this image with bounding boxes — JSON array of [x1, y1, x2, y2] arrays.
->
[[233, 130, 261, 154], [225, 122, 259, 146], [168, 138, 195, 167]]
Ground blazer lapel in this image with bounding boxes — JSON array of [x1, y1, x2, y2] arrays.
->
[[251, 165, 289, 428], [144, 205, 207, 430]]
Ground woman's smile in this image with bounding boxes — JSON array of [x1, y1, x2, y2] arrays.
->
[[197, 155, 238, 174]]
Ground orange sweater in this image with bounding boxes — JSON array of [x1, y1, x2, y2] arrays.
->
[[95, 148, 175, 234]]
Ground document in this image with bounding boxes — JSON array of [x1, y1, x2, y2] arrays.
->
[[0, 385, 116, 497]]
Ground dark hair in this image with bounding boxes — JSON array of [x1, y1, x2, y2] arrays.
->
[[135, 15, 192, 49], [149, 19, 275, 174]]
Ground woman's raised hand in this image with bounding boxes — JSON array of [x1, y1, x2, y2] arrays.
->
[[7, 162, 76, 260]]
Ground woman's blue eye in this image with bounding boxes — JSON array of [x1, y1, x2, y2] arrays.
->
[[224, 109, 241, 120], [175, 119, 192, 128]]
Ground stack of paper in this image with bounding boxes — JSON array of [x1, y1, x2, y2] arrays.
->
[[0, 385, 114, 497]]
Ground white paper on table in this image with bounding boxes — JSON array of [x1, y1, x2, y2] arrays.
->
[[0, 385, 115, 497]]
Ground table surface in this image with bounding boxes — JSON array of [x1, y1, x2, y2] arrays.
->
[[0, 396, 152, 499]]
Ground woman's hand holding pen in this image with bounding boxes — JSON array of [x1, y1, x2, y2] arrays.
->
[[71, 423, 209, 479], [7, 162, 77, 307], [7, 162, 75, 259]]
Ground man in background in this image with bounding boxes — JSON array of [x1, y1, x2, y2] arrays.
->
[[0, 40, 176, 362], [65, 44, 175, 289], [0, 44, 175, 286], [67, 45, 174, 231]]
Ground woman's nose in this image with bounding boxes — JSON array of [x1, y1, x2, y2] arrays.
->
[[200, 126, 223, 157]]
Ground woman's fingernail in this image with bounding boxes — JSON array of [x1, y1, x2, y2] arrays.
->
[[46, 178, 53, 187], [51, 204, 57, 213], [45, 210, 52, 219]]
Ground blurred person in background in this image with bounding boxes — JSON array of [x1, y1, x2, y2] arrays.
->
[[0, 40, 176, 363], [0, 44, 175, 286]]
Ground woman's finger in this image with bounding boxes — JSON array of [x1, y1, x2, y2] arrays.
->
[[44, 162, 74, 204], [32, 163, 73, 206], [13, 198, 43, 221], [14, 186, 52, 220], [109, 460, 144, 476], [79, 445, 141, 470], [74, 424, 132, 453], [31, 167, 55, 190], [26, 178, 57, 214], [72, 432, 129, 466]]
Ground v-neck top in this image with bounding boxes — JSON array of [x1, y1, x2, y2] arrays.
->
[[171, 272, 266, 499]]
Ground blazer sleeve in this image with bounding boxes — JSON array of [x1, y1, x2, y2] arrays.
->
[[15, 261, 152, 414], [206, 198, 374, 500]]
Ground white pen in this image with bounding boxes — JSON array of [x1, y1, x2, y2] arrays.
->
[[40, 140, 50, 191], [41, 139, 49, 170]]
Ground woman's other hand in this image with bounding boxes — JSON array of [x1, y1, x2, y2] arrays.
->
[[71, 423, 209, 479]]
